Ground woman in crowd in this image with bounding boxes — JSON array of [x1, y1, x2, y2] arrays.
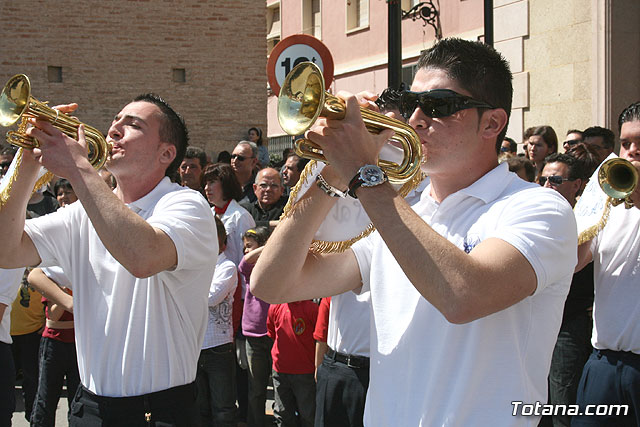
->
[[526, 125, 558, 179], [248, 127, 270, 168], [203, 163, 256, 267]]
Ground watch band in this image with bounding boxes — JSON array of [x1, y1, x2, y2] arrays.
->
[[348, 165, 387, 199], [347, 173, 365, 198], [316, 174, 348, 198]]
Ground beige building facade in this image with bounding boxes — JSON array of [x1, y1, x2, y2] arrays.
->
[[267, 0, 640, 152], [0, 0, 267, 159]]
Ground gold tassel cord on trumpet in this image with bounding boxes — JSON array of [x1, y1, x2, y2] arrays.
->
[[576, 196, 612, 245], [280, 160, 425, 254]]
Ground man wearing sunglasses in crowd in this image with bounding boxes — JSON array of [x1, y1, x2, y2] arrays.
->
[[582, 126, 615, 165], [231, 140, 259, 204], [251, 38, 576, 426], [538, 153, 595, 427], [563, 129, 584, 152]]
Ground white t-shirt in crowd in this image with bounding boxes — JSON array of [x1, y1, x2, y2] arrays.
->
[[590, 202, 640, 354], [351, 162, 577, 427], [217, 199, 256, 267], [327, 290, 370, 357], [24, 177, 218, 397], [0, 268, 25, 344], [202, 253, 237, 349]]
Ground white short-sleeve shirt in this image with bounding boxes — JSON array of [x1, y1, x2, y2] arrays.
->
[[590, 203, 640, 353], [218, 199, 256, 267], [24, 177, 218, 397], [0, 268, 25, 344], [351, 162, 577, 427], [327, 290, 370, 357]]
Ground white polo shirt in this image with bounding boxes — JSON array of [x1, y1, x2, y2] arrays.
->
[[327, 290, 370, 357], [351, 162, 577, 427], [0, 268, 25, 344], [24, 177, 218, 397], [590, 203, 640, 354]]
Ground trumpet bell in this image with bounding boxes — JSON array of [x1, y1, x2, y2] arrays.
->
[[0, 74, 111, 170], [278, 63, 326, 136], [598, 157, 638, 200], [0, 74, 30, 127]]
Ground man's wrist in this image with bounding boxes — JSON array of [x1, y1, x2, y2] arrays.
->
[[347, 164, 388, 198]]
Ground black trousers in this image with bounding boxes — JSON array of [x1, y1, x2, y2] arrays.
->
[[315, 352, 370, 427], [69, 382, 201, 427], [0, 342, 15, 427], [11, 330, 41, 422]]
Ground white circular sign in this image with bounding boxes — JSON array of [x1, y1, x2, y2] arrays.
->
[[274, 44, 325, 89]]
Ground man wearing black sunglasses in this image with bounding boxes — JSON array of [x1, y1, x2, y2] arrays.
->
[[537, 153, 593, 426], [251, 38, 577, 426], [231, 141, 259, 204]]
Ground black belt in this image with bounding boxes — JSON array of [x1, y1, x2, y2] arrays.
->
[[595, 348, 640, 364], [326, 348, 369, 369], [77, 381, 196, 410]]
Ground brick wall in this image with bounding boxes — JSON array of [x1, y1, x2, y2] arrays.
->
[[0, 0, 267, 159]]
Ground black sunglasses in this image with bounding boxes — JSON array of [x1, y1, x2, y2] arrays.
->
[[399, 89, 495, 120], [539, 175, 571, 186], [231, 154, 253, 162], [563, 139, 583, 146]]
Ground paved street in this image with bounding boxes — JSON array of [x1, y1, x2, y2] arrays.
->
[[12, 383, 68, 426]]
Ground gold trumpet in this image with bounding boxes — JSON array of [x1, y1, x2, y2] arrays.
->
[[577, 157, 638, 244], [0, 74, 111, 169], [277, 62, 422, 186], [598, 157, 638, 207]]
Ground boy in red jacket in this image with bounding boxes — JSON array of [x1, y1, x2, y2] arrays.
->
[[267, 300, 318, 427]]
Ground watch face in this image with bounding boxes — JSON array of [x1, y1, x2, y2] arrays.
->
[[360, 165, 385, 186]]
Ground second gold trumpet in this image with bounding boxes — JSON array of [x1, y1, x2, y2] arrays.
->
[[277, 62, 422, 185]]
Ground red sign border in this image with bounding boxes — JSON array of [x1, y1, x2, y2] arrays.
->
[[266, 34, 334, 95]]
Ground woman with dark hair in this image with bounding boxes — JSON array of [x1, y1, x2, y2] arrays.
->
[[203, 163, 256, 267], [526, 125, 558, 178], [248, 127, 270, 168]]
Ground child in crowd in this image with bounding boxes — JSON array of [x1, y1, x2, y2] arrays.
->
[[267, 298, 319, 427], [238, 227, 272, 427], [28, 267, 79, 426], [54, 178, 78, 208], [196, 216, 238, 427]]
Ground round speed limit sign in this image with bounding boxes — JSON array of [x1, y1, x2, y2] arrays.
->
[[267, 34, 334, 94]]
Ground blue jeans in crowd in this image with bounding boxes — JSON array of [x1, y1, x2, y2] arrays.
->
[[573, 349, 640, 426], [31, 336, 81, 426], [195, 342, 237, 427], [245, 335, 273, 427], [544, 311, 593, 427]]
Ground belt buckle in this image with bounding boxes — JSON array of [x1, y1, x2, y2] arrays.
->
[[346, 355, 357, 368]]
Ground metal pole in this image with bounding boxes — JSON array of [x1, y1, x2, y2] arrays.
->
[[388, 0, 402, 89], [484, 0, 494, 46]]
